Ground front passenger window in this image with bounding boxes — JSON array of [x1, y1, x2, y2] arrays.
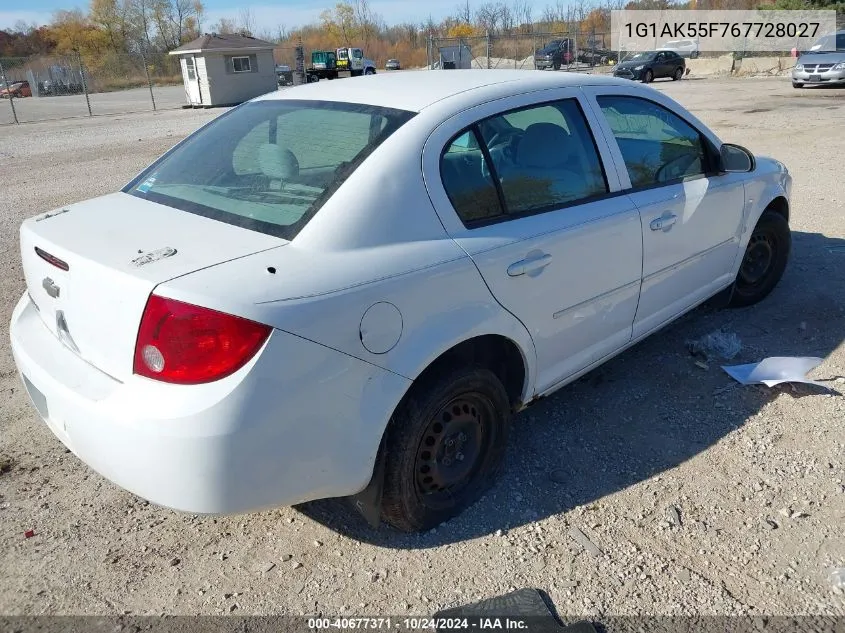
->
[[597, 95, 708, 188]]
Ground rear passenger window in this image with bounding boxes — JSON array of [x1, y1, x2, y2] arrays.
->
[[440, 130, 503, 223], [477, 99, 608, 215]]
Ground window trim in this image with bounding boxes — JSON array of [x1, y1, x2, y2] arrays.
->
[[232, 55, 252, 73], [594, 93, 722, 195], [438, 96, 614, 230]]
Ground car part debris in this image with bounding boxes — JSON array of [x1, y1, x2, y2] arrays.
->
[[687, 329, 742, 360], [830, 568, 845, 589], [434, 587, 597, 633], [721, 356, 829, 388], [568, 526, 603, 558], [667, 504, 682, 526]]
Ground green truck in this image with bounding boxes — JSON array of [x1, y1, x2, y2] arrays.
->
[[306, 51, 339, 81]]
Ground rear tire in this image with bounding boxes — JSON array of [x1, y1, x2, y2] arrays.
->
[[643, 69, 654, 83], [728, 210, 791, 308], [673, 67, 683, 81], [380, 366, 511, 532]]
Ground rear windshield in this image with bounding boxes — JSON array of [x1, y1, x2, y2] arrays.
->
[[124, 99, 415, 239]]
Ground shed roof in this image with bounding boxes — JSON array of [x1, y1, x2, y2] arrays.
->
[[169, 33, 275, 55]]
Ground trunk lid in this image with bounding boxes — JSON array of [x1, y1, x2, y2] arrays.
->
[[21, 192, 284, 381]]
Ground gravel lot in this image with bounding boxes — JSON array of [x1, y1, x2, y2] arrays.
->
[[0, 77, 843, 618]]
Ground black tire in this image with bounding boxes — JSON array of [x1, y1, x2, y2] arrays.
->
[[793, 82, 804, 89], [673, 67, 683, 81], [380, 366, 511, 532], [643, 69, 654, 83], [553, 60, 561, 71], [728, 210, 791, 308]]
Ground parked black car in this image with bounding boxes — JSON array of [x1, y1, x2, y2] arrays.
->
[[534, 38, 575, 70], [613, 50, 686, 83]]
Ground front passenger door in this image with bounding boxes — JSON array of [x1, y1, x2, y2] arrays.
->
[[654, 52, 670, 78], [584, 90, 747, 338]]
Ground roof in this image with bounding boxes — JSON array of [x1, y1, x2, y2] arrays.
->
[[257, 69, 629, 113], [169, 33, 275, 55]]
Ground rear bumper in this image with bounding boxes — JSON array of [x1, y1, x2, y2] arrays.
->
[[10, 293, 410, 514]]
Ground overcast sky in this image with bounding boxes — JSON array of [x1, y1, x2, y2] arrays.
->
[[0, 0, 560, 31]]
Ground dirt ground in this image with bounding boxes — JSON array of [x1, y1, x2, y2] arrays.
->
[[0, 76, 843, 618]]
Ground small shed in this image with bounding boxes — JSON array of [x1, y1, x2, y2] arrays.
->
[[438, 44, 473, 69], [169, 33, 277, 107]]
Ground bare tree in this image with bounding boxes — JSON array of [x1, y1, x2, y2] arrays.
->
[[499, 2, 515, 33], [238, 6, 256, 36], [127, 0, 156, 54], [455, 0, 472, 24], [511, 0, 532, 33], [476, 3, 503, 34], [355, 0, 377, 47]]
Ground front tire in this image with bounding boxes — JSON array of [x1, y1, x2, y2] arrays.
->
[[792, 82, 804, 89], [380, 366, 511, 532], [553, 60, 561, 71], [643, 69, 654, 83], [728, 210, 791, 308]]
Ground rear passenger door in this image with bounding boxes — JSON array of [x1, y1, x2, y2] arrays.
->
[[423, 90, 644, 395]]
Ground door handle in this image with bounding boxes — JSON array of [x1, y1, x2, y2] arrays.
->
[[650, 213, 678, 232], [507, 253, 553, 277]]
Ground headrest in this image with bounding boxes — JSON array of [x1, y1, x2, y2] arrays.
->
[[257, 144, 299, 180], [516, 123, 574, 169]]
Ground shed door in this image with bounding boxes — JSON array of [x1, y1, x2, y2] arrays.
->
[[183, 55, 201, 105]]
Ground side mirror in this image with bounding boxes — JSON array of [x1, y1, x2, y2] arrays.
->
[[719, 143, 755, 173]]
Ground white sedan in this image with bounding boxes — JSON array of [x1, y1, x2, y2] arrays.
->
[[10, 70, 792, 532], [658, 39, 700, 59]]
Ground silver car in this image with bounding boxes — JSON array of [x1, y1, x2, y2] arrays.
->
[[792, 30, 845, 89]]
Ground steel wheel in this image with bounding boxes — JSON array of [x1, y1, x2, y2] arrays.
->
[[380, 366, 511, 532], [414, 393, 492, 509], [729, 210, 791, 308], [738, 232, 775, 290]]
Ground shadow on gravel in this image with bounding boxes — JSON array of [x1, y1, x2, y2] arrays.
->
[[297, 231, 845, 547]]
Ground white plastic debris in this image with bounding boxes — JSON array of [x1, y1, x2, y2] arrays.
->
[[721, 356, 828, 388], [830, 568, 845, 589]]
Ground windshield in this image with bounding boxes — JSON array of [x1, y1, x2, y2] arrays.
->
[[808, 33, 844, 52], [124, 100, 415, 239]]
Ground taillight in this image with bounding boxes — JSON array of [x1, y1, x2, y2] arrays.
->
[[133, 294, 271, 385]]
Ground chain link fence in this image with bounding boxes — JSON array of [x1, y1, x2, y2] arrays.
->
[[1, 52, 184, 125], [428, 31, 617, 72]]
